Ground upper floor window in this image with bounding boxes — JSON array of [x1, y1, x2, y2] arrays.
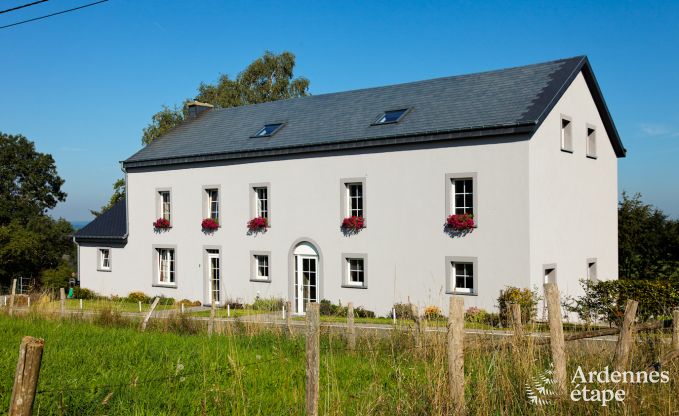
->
[[452, 178, 473, 215], [346, 183, 364, 218], [373, 108, 409, 125], [254, 187, 268, 219], [206, 188, 219, 221], [157, 248, 175, 285], [586, 126, 597, 158], [158, 190, 171, 222], [98, 249, 111, 271], [561, 116, 573, 153], [253, 123, 284, 137]]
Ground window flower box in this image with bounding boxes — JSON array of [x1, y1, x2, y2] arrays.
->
[[341, 216, 365, 233], [201, 218, 219, 231], [445, 213, 475, 231], [153, 218, 171, 229], [247, 216, 268, 233]]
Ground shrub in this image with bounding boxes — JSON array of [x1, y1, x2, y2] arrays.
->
[[177, 299, 202, 308], [354, 306, 375, 318], [423, 305, 444, 320], [72, 287, 99, 300], [465, 307, 501, 327], [392, 303, 414, 320], [251, 296, 285, 311], [566, 279, 679, 325], [127, 291, 151, 303], [319, 299, 346, 316], [497, 287, 538, 326], [41, 263, 74, 290], [158, 296, 175, 306]]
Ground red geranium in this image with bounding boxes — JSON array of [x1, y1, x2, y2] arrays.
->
[[247, 217, 268, 232], [201, 218, 219, 231], [153, 218, 171, 229], [446, 213, 475, 231], [341, 216, 365, 231]]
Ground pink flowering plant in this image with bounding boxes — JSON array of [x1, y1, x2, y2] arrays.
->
[[247, 217, 268, 233], [201, 218, 219, 231], [153, 218, 171, 229]]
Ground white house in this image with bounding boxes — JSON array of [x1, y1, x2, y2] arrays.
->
[[74, 56, 624, 316]]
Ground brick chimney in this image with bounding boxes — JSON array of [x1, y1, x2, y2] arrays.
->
[[186, 101, 214, 119]]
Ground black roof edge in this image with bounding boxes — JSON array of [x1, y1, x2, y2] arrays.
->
[[122, 123, 536, 170], [74, 236, 128, 245], [532, 56, 625, 158]]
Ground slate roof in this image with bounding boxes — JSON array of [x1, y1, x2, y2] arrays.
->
[[123, 55, 624, 169], [74, 199, 127, 242]]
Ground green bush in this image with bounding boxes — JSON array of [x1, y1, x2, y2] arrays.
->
[[72, 287, 100, 300], [41, 263, 74, 290], [251, 296, 285, 311], [354, 306, 375, 318], [127, 291, 151, 303], [319, 299, 346, 316], [566, 279, 679, 325], [391, 303, 414, 320], [497, 287, 538, 326], [465, 307, 501, 327]]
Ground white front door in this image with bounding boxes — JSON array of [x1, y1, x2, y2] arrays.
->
[[295, 254, 318, 314], [208, 251, 220, 305]]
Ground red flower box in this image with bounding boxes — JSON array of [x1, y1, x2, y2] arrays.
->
[[153, 218, 171, 229], [341, 216, 365, 231], [201, 218, 219, 231], [446, 214, 475, 231], [247, 216, 268, 232]]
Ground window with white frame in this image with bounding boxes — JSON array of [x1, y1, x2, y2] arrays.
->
[[157, 248, 175, 285], [452, 262, 474, 294], [99, 249, 111, 271], [206, 188, 219, 221], [159, 191, 171, 221], [254, 187, 268, 219], [254, 255, 269, 280], [586, 127, 597, 158], [561, 117, 573, 152], [452, 178, 474, 215], [346, 258, 365, 286], [346, 183, 364, 218]]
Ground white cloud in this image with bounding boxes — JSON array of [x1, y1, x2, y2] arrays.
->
[[639, 123, 679, 138]]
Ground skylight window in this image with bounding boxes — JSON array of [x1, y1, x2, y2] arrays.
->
[[253, 123, 284, 137], [373, 109, 409, 125]]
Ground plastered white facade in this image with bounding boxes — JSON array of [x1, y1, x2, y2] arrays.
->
[[78, 71, 619, 316]]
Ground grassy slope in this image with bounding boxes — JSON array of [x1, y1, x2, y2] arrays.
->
[[0, 313, 677, 415]]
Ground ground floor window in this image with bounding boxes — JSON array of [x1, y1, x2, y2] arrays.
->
[[347, 258, 365, 286], [453, 262, 474, 293], [157, 248, 175, 285], [255, 255, 269, 280]]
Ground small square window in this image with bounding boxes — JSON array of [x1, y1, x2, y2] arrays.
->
[[586, 127, 597, 158], [255, 255, 269, 280], [453, 262, 474, 294], [561, 117, 573, 152], [373, 109, 408, 125], [253, 123, 284, 137], [544, 267, 557, 285], [587, 260, 598, 282], [347, 258, 365, 286], [99, 249, 111, 271]]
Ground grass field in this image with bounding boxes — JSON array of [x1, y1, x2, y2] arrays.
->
[[0, 312, 677, 415]]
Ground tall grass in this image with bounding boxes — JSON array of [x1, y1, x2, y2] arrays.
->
[[0, 311, 677, 415]]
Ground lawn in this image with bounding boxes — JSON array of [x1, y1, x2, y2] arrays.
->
[[0, 312, 677, 415]]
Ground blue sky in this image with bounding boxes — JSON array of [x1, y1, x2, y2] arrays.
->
[[1, 0, 678, 221]]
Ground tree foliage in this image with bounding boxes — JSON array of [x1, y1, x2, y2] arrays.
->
[[0, 132, 66, 226], [91, 178, 125, 217], [618, 192, 679, 280], [141, 51, 309, 145]]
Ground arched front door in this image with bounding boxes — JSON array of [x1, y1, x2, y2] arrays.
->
[[293, 242, 319, 314]]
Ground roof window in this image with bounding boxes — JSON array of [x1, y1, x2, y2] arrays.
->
[[373, 109, 409, 125], [253, 123, 284, 137]]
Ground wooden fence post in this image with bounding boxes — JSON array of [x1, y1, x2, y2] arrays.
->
[[544, 283, 566, 395], [672, 308, 679, 352], [613, 299, 638, 372], [9, 336, 44, 416], [447, 296, 465, 414], [9, 279, 16, 316], [140, 297, 160, 332], [347, 302, 356, 351], [285, 301, 292, 335], [510, 303, 523, 338], [306, 303, 320, 416], [208, 300, 216, 337], [411, 304, 422, 346], [59, 288, 65, 318]]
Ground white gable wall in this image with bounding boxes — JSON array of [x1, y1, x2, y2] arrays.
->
[[528, 72, 619, 318]]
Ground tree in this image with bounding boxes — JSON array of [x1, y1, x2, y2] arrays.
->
[[618, 192, 679, 280], [141, 51, 309, 145], [0, 132, 66, 226], [91, 178, 125, 217]]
